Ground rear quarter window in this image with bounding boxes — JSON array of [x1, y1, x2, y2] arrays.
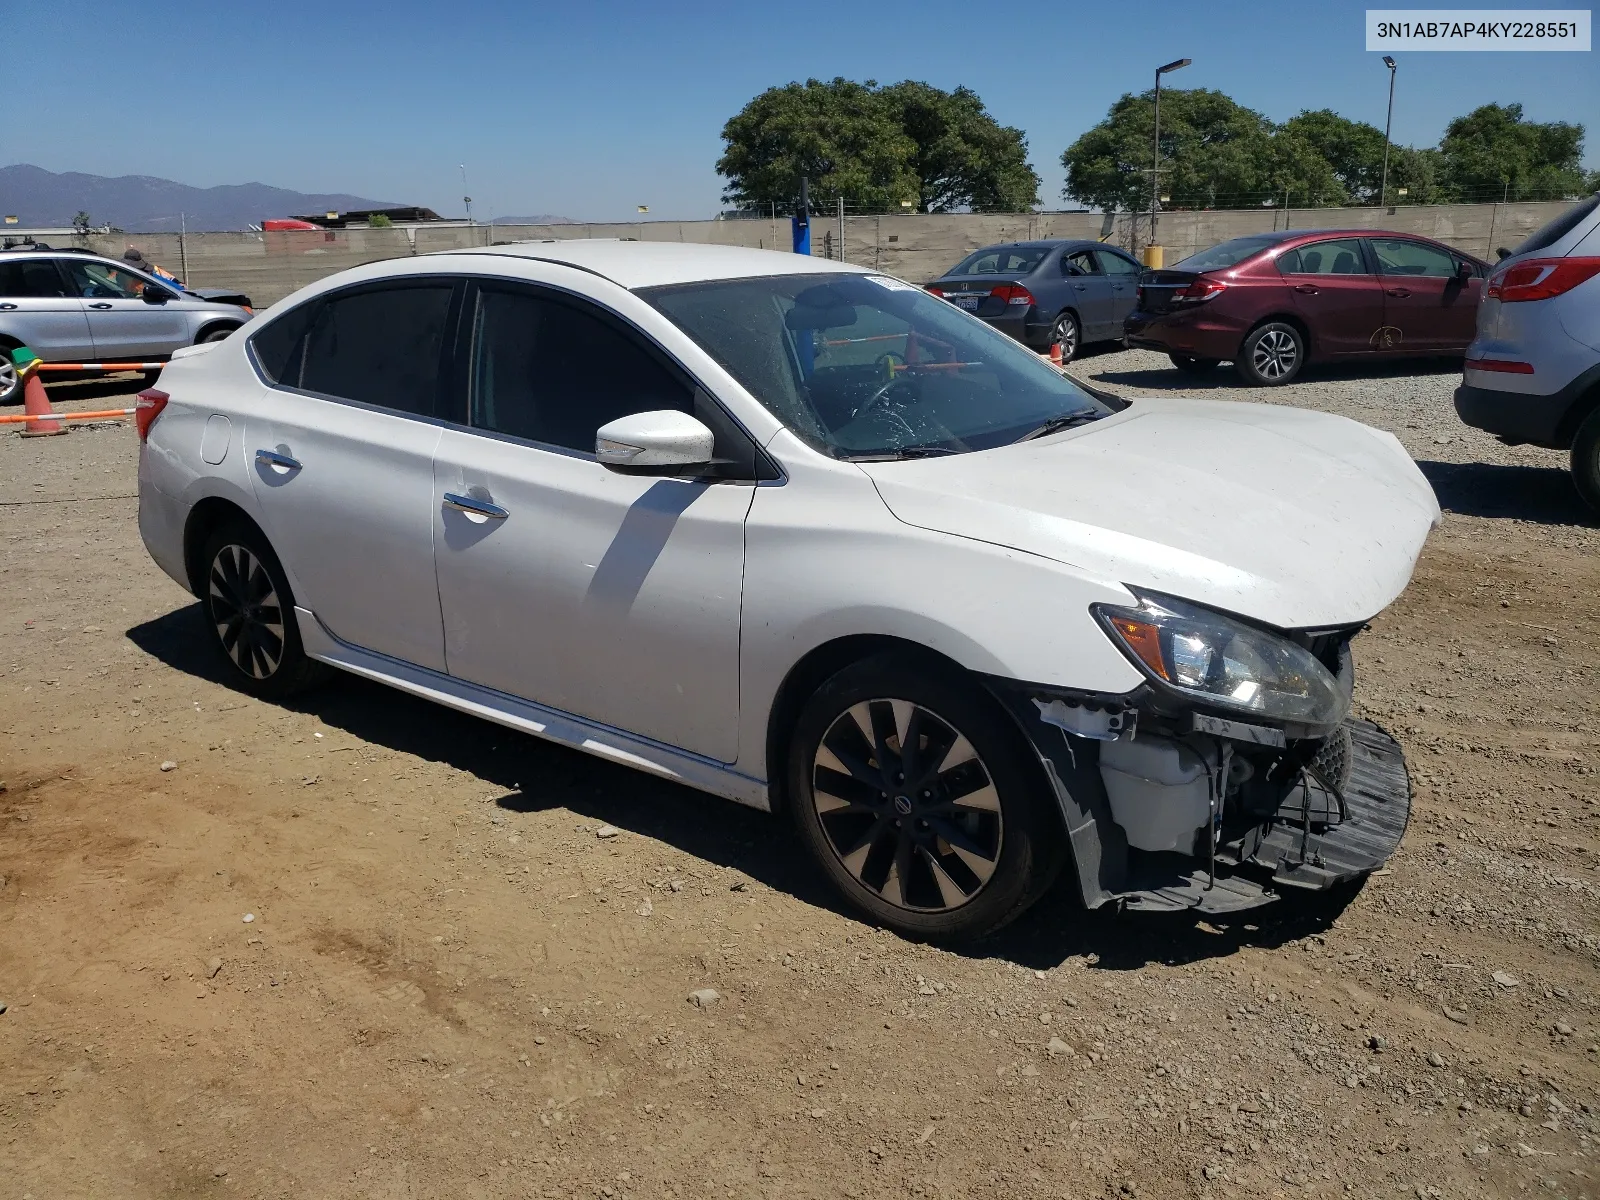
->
[[248, 302, 319, 386], [1512, 192, 1600, 258]]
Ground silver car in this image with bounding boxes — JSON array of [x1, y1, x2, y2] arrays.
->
[[0, 250, 253, 403], [1454, 192, 1600, 508]]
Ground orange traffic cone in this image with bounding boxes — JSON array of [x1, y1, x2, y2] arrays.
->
[[1049, 342, 1064, 369], [13, 348, 65, 437]]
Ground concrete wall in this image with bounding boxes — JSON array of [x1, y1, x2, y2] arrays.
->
[[73, 200, 1569, 309]]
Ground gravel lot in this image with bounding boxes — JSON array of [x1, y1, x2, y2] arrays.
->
[[1, 351, 1596, 1199]]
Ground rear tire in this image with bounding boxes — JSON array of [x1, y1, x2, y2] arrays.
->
[[786, 653, 1063, 941], [1236, 322, 1305, 386], [1169, 353, 1220, 375], [1048, 311, 1081, 363], [199, 521, 325, 699], [0, 342, 22, 404], [1571, 406, 1600, 513]]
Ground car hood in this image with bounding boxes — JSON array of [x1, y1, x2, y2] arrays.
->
[[859, 398, 1441, 630]]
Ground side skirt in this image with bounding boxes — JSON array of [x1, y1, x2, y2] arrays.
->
[[295, 607, 771, 811]]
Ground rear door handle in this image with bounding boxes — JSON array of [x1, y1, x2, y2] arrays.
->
[[88, 302, 114, 310], [1293, 284, 1320, 294], [1386, 287, 1411, 298], [443, 493, 508, 520], [0, 303, 16, 311], [255, 448, 302, 472]]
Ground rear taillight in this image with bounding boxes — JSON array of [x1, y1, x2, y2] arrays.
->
[[1486, 256, 1600, 303], [1465, 358, 1535, 374], [1173, 278, 1227, 304], [135, 388, 169, 442], [990, 283, 1035, 307]]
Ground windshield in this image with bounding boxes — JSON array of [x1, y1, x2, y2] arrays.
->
[[640, 273, 1109, 459], [1175, 235, 1285, 273], [1511, 191, 1599, 258], [944, 245, 1050, 276]]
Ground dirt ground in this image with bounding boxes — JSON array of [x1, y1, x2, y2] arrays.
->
[[2, 354, 1596, 1200]]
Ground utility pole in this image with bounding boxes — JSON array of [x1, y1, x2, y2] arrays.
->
[[1149, 57, 1191, 264], [1379, 56, 1397, 207], [179, 212, 190, 285], [837, 195, 845, 262]]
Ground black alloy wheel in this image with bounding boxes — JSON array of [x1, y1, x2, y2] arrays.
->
[[199, 522, 323, 698], [788, 654, 1062, 940]]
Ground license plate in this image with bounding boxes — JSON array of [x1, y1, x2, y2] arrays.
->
[[952, 295, 981, 311]]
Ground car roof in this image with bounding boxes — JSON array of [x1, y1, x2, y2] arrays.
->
[[444, 239, 873, 290]]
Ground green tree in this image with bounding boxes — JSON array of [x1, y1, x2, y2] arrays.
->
[[367, 212, 394, 228], [1386, 146, 1447, 205], [1061, 89, 1284, 212], [1439, 103, 1588, 201], [718, 78, 918, 212], [717, 78, 1037, 212], [877, 81, 1039, 211], [1280, 110, 1387, 203], [72, 211, 93, 235]]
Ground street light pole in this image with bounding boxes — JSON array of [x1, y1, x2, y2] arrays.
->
[[1379, 56, 1397, 207], [460, 163, 474, 226], [1150, 58, 1191, 259]]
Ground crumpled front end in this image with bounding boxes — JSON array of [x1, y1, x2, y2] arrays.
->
[[990, 626, 1412, 913]]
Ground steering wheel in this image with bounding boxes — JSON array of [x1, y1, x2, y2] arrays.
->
[[855, 363, 917, 420]]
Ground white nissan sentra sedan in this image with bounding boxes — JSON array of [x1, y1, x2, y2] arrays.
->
[[137, 240, 1438, 939]]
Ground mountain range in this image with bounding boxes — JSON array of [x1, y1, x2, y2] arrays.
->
[[3, 164, 399, 232]]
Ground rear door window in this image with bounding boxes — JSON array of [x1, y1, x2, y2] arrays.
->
[[298, 282, 455, 416], [1369, 238, 1457, 278], [1277, 239, 1369, 275], [0, 260, 71, 297], [1061, 249, 1100, 276], [1096, 251, 1142, 277]]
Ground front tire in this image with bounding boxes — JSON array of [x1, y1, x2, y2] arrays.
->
[[1048, 311, 1081, 363], [1571, 406, 1600, 513], [787, 653, 1062, 940], [199, 522, 324, 699], [1236, 321, 1305, 386]]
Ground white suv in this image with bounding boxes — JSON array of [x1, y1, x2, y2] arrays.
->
[[1455, 192, 1600, 508], [137, 241, 1437, 939]]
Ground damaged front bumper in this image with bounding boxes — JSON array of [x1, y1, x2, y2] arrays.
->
[[993, 684, 1412, 914]]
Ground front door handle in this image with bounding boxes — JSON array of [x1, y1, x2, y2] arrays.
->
[[1074, 283, 1088, 290], [1111, 283, 1124, 290], [1293, 284, 1320, 294], [88, 302, 114, 310], [0, 303, 16, 311], [1386, 287, 1411, 298], [443, 493, 508, 521], [255, 448, 302, 472]]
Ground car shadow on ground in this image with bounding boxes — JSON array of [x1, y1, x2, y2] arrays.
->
[[1084, 356, 1464, 392], [128, 603, 1354, 971], [1417, 459, 1594, 526]]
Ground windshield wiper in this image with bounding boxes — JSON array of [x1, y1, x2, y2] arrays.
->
[[840, 445, 960, 462], [1013, 409, 1105, 442]]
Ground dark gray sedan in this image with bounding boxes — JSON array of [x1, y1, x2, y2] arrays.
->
[[924, 239, 1144, 361]]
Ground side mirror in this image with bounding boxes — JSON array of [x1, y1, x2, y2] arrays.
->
[[1456, 260, 1474, 282], [142, 287, 171, 305], [596, 410, 714, 473]]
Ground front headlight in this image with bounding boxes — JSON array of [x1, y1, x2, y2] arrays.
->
[[1093, 590, 1347, 726]]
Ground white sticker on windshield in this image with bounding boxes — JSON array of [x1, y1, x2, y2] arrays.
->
[[866, 275, 922, 293]]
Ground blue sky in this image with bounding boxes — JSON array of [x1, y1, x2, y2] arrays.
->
[[8, 0, 1597, 222]]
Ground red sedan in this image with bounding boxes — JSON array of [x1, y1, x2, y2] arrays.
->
[[1123, 229, 1489, 385]]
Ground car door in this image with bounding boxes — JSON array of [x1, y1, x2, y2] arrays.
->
[[1278, 238, 1387, 357], [1094, 248, 1143, 327], [1368, 237, 1482, 352], [243, 278, 458, 672], [1060, 248, 1114, 340], [0, 258, 94, 359], [60, 257, 190, 358], [431, 279, 752, 762]]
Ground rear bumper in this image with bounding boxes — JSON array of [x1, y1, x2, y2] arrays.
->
[[1123, 309, 1246, 361], [1454, 360, 1600, 448], [977, 309, 1035, 346]]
